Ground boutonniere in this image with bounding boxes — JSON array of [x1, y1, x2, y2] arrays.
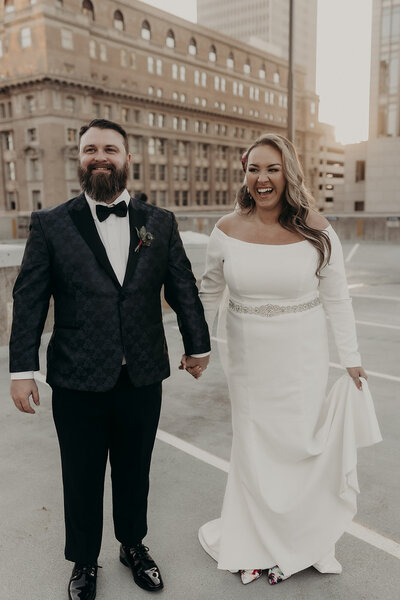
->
[[134, 226, 154, 253]]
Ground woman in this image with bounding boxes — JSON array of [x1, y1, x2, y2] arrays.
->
[[192, 134, 381, 586]]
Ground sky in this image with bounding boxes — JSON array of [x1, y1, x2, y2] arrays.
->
[[141, 0, 373, 145]]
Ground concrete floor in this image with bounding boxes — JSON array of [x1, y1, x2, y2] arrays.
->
[[1, 239, 399, 599]]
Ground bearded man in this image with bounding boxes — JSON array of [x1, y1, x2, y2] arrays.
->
[[9, 119, 210, 600]]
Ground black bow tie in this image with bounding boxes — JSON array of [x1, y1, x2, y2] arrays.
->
[[96, 202, 128, 222]]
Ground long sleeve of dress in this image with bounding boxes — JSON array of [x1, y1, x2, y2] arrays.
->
[[199, 227, 227, 332], [319, 227, 361, 367]]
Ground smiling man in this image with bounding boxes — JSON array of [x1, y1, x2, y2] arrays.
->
[[9, 119, 210, 600]]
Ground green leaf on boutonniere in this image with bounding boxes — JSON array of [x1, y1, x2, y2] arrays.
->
[[134, 226, 154, 253]]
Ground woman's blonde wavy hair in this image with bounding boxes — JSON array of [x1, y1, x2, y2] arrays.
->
[[237, 133, 331, 277]]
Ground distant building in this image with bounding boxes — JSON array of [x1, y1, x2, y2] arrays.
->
[[317, 123, 345, 212], [197, 0, 318, 93], [343, 0, 400, 213], [0, 0, 320, 213]]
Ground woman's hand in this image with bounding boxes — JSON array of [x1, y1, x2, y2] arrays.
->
[[346, 366, 367, 390], [179, 354, 209, 379]]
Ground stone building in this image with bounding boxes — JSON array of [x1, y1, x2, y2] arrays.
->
[[0, 0, 320, 213]]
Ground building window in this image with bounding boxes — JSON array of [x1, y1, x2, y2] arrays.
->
[[121, 107, 129, 123], [65, 96, 76, 113], [227, 52, 234, 69], [92, 102, 100, 118], [159, 165, 166, 180], [214, 75, 220, 91], [100, 44, 107, 61], [172, 91, 178, 100], [147, 56, 154, 73], [166, 29, 175, 49], [209, 44, 217, 62], [180, 65, 186, 81], [201, 72, 207, 87], [82, 0, 94, 20], [173, 166, 179, 181], [180, 93, 186, 102], [141, 20, 151, 40], [89, 40, 96, 58], [354, 201, 365, 211], [173, 117, 179, 130], [32, 190, 42, 210], [149, 113, 155, 127], [4, 131, 14, 150], [6, 161, 16, 181], [259, 64, 266, 79], [157, 114, 164, 128], [21, 27, 32, 48], [188, 37, 197, 56], [172, 63, 178, 79], [25, 95, 35, 113], [61, 29, 73, 50], [104, 104, 111, 119], [67, 128, 77, 143], [273, 70, 280, 84], [156, 59, 162, 75], [310, 101, 316, 114], [355, 160, 365, 182], [29, 158, 41, 180], [4, 0, 15, 14], [27, 128, 37, 142], [244, 59, 251, 74], [129, 135, 141, 154], [67, 158, 78, 179], [113, 10, 124, 31], [181, 118, 187, 131], [133, 163, 141, 180], [148, 86, 154, 95], [194, 70, 200, 85]]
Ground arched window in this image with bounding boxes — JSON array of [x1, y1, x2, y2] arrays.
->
[[273, 70, 280, 84], [166, 29, 175, 48], [113, 10, 124, 31], [259, 63, 266, 79], [82, 0, 94, 21], [244, 58, 251, 74], [4, 0, 15, 14], [227, 52, 234, 69], [141, 20, 151, 40], [209, 44, 216, 62], [188, 37, 197, 56]]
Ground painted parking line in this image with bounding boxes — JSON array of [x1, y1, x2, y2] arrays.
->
[[351, 294, 400, 302], [345, 244, 360, 263], [355, 319, 400, 331], [156, 429, 400, 561]]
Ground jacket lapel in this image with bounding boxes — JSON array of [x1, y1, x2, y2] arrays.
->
[[67, 194, 121, 288], [123, 198, 147, 287]]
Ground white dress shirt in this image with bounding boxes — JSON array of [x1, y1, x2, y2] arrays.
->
[[11, 189, 208, 380]]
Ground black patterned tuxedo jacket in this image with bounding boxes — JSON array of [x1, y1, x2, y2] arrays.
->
[[9, 194, 210, 391]]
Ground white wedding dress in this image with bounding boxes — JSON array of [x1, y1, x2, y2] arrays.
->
[[198, 225, 382, 577]]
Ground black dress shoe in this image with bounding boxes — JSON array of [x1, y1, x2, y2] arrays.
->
[[120, 543, 164, 592], [68, 563, 98, 600]]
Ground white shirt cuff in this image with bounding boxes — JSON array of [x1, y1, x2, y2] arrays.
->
[[10, 371, 35, 380], [190, 352, 211, 358]]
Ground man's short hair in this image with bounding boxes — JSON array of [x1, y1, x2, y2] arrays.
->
[[79, 119, 129, 153]]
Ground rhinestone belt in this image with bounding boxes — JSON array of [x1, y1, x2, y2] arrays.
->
[[228, 296, 321, 317]]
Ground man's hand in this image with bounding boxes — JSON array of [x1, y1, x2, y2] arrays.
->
[[179, 355, 210, 379], [11, 379, 40, 414]]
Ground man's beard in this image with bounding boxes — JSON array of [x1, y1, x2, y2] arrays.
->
[[78, 162, 129, 204]]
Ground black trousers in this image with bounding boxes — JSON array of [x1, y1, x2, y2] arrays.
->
[[52, 366, 162, 564]]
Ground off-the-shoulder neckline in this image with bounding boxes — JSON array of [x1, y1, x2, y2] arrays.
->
[[214, 225, 332, 246]]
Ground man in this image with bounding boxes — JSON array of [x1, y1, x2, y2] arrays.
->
[[9, 119, 210, 600]]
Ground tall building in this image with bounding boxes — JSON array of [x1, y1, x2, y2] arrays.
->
[[0, 0, 320, 213], [197, 0, 318, 92], [343, 0, 400, 213]]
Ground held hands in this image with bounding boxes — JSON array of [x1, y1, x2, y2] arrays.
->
[[179, 354, 210, 379], [346, 366, 367, 390], [11, 379, 40, 414]]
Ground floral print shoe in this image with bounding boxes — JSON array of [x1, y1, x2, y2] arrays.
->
[[240, 569, 263, 584], [267, 565, 291, 585]]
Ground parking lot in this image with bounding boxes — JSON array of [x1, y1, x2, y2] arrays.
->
[[0, 236, 399, 599]]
